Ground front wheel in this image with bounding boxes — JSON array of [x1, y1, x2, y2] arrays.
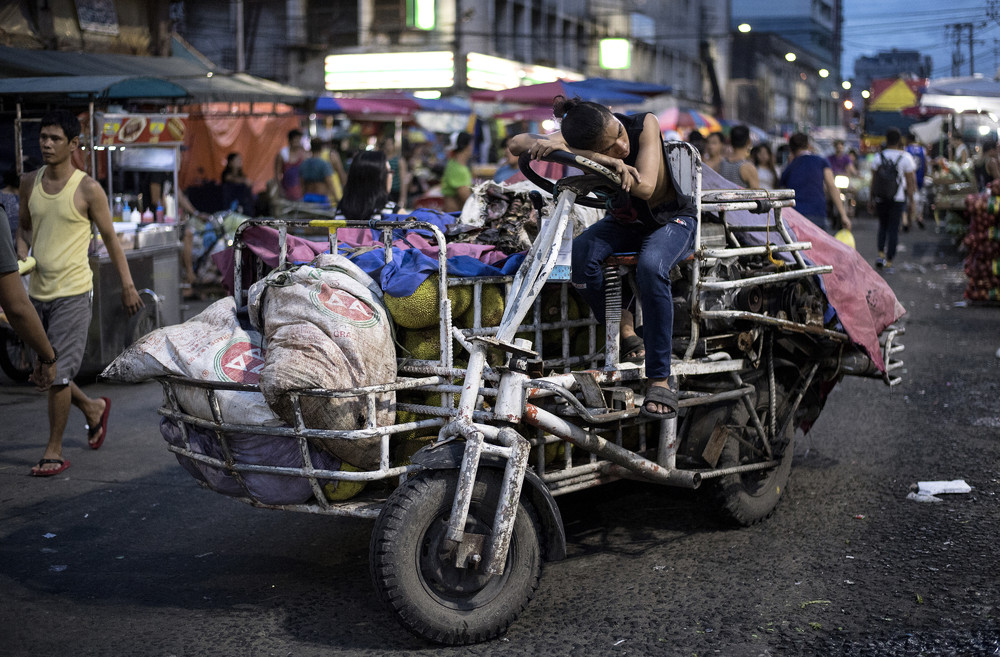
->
[[370, 468, 543, 645], [714, 379, 795, 526]]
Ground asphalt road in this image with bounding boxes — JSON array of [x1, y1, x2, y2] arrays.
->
[[1, 213, 998, 657]]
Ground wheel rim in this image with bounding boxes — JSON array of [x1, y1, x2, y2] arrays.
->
[[737, 402, 790, 494], [416, 508, 515, 609]]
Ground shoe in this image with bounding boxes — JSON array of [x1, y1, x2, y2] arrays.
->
[[884, 261, 894, 274], [30, 458, 71, 477], [621, 334, 645, 364], [87, 397, 111, 450], [875, 257, 885, 269], [640, 385, 678, 420]]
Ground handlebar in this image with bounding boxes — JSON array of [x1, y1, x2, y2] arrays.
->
[[517, 150, 624, 209]]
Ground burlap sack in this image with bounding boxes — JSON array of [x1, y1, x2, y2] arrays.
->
[[102, 297, 280, 426], [248, 253, 396, 469]]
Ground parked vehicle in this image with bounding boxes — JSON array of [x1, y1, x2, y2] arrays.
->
[[143, 143, 903, 645]]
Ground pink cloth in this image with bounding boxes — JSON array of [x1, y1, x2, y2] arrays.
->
[[779, 209, 905, 371], [392, 232, 508, 265], [214, 226, 328, 293]]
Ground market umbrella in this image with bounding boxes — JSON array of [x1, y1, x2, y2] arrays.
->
[[658, 107, 722, 135], [579, 77, 672, 97], [470, 79, 645, 105], [356, 91, 471, 114], [315, 96, 416, 120], [492, 106, 556, 122]]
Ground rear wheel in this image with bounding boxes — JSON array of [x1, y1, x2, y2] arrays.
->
[[370, 468, 543, 645], [0, 327, 32, 382], [714, 378, 795, 526], [125, 293, 158, 347]]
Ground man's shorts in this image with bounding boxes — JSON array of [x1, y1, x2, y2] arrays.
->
[[31, 291, 92, 386]]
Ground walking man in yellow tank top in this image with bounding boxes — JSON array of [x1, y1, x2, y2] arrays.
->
[[16, 109, 143, 476]]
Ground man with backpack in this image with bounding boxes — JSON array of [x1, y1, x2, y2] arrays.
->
[[868, 127, 917, 273]]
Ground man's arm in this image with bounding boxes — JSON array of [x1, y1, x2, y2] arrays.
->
[[823, 166, 851, 231], [82, 178, 143, 315], [509, 123, 644, 194], [15, 172, 33, 260], [740, 161, 760, 189], [904, 170, 917, 218], [0, 204, 55, 389], [0, 270, 56, 389]]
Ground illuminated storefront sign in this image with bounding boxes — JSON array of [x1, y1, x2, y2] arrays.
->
[[466, 53, 580, 91], [325, 51, 454, 91], [324, 50, 580, 92]]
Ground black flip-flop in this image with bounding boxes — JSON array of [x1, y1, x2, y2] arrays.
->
[[30, 458, 71, 477], [641, 385, 678, 420], [621, 335, 645, 363]]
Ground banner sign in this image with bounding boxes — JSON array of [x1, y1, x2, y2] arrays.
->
[[97, 113, 188, 146]]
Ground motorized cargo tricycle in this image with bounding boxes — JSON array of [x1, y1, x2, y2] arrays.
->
[[148, 142, 903, 645]]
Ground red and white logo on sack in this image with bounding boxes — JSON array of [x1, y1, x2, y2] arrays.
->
[[214, 339, 266, 384], [311, 284, 379, 327]]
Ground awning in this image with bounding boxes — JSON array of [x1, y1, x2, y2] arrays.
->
[[351, 91, 471, 114], [315, 96, 415, 120], [0, 75, 189, 100], [470, 79, 645, 105], [0, 45, 310, 104], [492, 106, 556, 122]]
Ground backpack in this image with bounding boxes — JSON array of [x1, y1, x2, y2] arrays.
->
[[872, 152, 900, 202]]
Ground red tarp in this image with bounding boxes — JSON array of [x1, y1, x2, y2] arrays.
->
[[179, 103, 301, 194]]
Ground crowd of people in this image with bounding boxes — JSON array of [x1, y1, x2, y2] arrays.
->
[[689, 122, 1000, 273]]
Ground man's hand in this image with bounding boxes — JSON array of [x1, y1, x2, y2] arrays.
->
[[840, 211, 852, 232], [527, 136, 567, 160], [121, 283, 144, 316], [30, 359, 56, 391], [604, 160, 640, 192], [15, 236, 29, 261]]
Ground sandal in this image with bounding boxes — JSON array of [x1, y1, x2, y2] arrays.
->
[[621, 334, 645, 364], [641, 385, 678, 420]]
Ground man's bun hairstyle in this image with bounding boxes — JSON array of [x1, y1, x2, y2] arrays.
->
[[552, 95, 613, 150]]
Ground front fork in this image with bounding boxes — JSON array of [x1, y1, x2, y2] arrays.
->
[[437, 189, 580, 576]]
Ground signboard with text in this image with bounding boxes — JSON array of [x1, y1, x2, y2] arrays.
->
[[97, 113, 187, 146]]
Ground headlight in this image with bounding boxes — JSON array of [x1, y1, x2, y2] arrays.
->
[[834, 175, 850, 189]]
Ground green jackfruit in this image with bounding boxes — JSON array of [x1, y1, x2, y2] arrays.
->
[[399, 326, 442, 360], [384, 275, 472, 329], [322, 462, 366, 501], [457, 284, 506, 328]]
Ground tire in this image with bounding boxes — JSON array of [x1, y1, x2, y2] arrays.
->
[[0, 327, 32, 382], [714, 378, 794, 526], [370, 468, 543, 645], [125, 302, 157, 348]]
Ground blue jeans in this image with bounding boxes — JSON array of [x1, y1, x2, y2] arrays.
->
[[875, 200, 904, 261], [571, 214, 697, 378]]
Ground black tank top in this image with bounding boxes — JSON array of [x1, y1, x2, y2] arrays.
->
[[612, 112, 696, 225]]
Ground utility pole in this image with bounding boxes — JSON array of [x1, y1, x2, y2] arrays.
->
[[946, 23, 975, 76], [968, 23, 974, 75], [235, 0, 245, 73]]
